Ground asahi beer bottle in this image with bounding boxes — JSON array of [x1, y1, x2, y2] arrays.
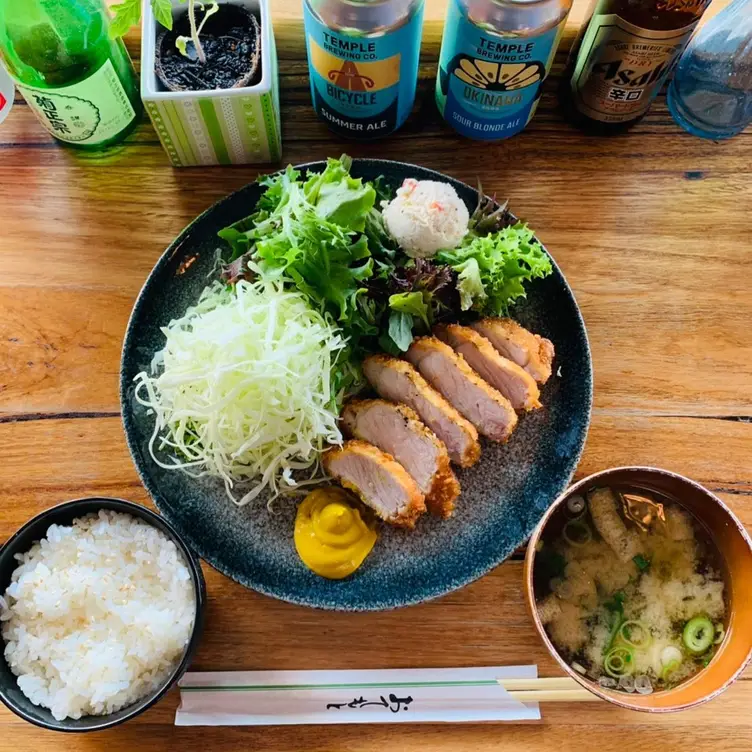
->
[[302, 0, 424, 139], [562, 0, 712, 134], [436, 0, 572, 140]]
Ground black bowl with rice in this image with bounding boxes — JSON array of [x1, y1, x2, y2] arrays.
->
[[0, 498, 205, 732]]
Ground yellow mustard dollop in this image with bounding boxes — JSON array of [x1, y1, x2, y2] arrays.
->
[[294, 487, 377, 579]]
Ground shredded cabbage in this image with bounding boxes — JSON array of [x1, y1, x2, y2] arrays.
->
[[133, 278, 347, 506]]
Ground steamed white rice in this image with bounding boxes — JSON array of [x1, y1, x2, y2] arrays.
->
[[0, 510, 196, 721], [382, 178, 469, 258]]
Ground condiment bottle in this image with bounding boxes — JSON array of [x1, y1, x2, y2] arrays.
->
[[302, 0, 424, 139], [0, 0, 141, 149], [561, 0, 712, 134], [436, 0, 573, 140], [667, 0, 752, 140]]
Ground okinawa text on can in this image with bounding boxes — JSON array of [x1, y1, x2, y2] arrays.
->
[[437, 0, 571, 140]]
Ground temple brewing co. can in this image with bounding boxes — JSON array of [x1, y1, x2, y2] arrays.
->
[[303, 0, 424, 139], [436, 0, 572, 140]]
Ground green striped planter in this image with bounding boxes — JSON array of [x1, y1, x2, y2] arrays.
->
[[141, 1, 281, 167]]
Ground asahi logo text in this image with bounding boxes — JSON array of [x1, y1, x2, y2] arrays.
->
[[591, 58, 673, 88]]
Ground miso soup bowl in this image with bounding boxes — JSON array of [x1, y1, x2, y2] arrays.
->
[[524, 466, 752, 712]]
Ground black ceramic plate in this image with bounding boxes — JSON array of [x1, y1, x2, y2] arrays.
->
[[120, 159, 592, 611]]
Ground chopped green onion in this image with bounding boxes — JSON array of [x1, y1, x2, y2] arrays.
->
[[702, 649, 716, 668], [683, 616, 714, 655], [714, 623, 725, 645], [604, 647, 635, 678], [603, 609, 623, 655], [632, 554, 650, 572], [660, 646, 685, 682], [538, 549, 566, 580], [660, 659, 681, 681], [602, 591, 625, 655], [661, 645, 683, 668], [604, 591, 625, 612], [619, 620, 652, 649], [562, 519, 592, 547], [567, 494, 586, 516]]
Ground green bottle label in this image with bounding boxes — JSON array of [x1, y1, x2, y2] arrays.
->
[[15, 58, 136, 145]]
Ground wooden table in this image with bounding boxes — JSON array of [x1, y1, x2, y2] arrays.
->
[[1, 0, 750, 749]]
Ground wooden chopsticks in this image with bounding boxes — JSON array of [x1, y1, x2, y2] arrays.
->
[[497, 677, 602, 703]]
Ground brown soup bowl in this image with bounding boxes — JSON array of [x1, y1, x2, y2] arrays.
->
[[524, 466, 752, 712]]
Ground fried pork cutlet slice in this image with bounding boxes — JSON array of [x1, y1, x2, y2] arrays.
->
[[362, 355, 480, 468], [342, 399, 460, 518], [471, 318, 555, 384], [322, 440, 426, 529], [405, 337, 518, 443], [434, 324, 541, 412]]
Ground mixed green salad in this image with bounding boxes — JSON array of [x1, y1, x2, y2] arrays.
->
[[219, 155, 552, 367], [134, 156, 553, 506]]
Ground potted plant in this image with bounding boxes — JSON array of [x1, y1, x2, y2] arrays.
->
[[112, 0, 281, 166]]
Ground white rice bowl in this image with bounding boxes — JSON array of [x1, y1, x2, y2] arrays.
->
[[0, 510, 196, 721], [382, 178, 469, 258]]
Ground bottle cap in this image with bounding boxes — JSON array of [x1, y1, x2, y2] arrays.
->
[[0, 62, 14, 126]]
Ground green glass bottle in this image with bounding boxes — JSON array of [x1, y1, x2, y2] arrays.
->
[[0, 0, 142, 148]]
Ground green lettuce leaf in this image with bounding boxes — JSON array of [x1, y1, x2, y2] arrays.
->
[[257, 164, 300, 215], [254, 219, 374, 323], [453, 257, 487, 311], [389, 291, 431, 330], [218, 156, 386, 359], [385, 291, 435, 351], [304, 156, 376, 232], [437, 223, 552, 315], [217, 158, 553, 387], [387, 311, 414, 353], [217, 226, 252, 259]]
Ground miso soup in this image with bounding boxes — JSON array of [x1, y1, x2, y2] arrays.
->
[[534, 486, 728, 694]]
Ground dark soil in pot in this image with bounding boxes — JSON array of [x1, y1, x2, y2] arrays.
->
[[155, 4, 261, 92]]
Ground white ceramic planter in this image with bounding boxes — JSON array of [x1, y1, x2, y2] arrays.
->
[[140, 0, 281, 166]]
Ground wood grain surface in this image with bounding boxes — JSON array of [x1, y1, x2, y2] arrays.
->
[[0, 0, 750, 749]]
